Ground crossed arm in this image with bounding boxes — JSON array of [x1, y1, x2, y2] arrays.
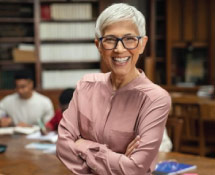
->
[[56, 91, 171, 175]]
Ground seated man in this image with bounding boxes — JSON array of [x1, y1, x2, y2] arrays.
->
[[0, 72, 54, 127]]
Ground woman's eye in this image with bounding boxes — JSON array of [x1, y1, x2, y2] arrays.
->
[[124, 37, 136, 41], [104, 38, 116, 43]]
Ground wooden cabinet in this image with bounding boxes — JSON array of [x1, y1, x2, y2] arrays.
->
[[166, 0, 215, 88], [148, 0, 215, 92], [148, 0, 167, 84]]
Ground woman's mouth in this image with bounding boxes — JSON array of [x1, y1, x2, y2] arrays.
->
[[112, 57, 130, 65]]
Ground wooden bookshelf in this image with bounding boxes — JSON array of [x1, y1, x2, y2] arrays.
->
[[166, 0, 215, 89]]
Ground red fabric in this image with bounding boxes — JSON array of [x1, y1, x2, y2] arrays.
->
[[46, 109, 63, 131]]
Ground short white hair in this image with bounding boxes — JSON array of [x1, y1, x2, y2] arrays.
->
[[95, 3, 146, 38]]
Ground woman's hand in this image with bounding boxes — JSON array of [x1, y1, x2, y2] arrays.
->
[[125, 135, 140, 157]]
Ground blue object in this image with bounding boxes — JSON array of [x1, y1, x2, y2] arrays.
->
[[153, 160, 197, 175]]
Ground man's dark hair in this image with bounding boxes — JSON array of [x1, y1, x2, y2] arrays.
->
[[59, 88, 75, 106], [14, 71, 33, 81]]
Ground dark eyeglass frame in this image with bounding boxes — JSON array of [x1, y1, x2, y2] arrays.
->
[[99, 36, 142, 50]]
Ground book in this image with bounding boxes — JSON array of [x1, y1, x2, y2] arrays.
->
[[26, 131, 58, 143], [25, 142, 56, 154], [41, 4, 50, 20], [14, 126, 40, 135], [0, 127, 14, 135], [0, 126, 40, 135], [153, 160, 197, 175]]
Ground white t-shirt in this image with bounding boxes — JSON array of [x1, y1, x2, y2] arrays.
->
[[0, 91, 54, 125]]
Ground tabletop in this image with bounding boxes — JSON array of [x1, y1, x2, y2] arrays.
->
[[0, 134, 72, 175], [1, 134, 215, 175]]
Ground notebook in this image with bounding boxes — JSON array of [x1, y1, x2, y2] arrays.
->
[[153, 160, 197, 175]]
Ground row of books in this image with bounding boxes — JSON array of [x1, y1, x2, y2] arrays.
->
[[0, 43, 17, 60], [41, 3, 92, 20], [42, 69, 100, 89], [0, 4, 33, 18], [0, 24, 33, 37], [40, 44, 100, 62], [40, 22, 95, 39]]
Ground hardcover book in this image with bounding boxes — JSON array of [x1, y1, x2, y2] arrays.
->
[[153, 160, 197, 175]]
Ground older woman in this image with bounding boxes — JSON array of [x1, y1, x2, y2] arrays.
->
[[57, 3, 171, 175]]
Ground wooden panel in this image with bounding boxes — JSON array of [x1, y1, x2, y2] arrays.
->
[[183, 0, 193, 41], [210, 0, 215, 85], [196, 0, 209, 41], [170, 0, 181, 41], [166, 0, 173, 85]]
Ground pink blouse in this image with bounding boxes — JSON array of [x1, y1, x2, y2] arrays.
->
[[57, 71, 171, 175]]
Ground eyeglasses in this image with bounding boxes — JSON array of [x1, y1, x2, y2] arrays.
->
[[99, 36, 142, 50]]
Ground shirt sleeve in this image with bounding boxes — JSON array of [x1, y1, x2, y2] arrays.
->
[[46, 110, 61, 131], [42, 98, 54, 123], [0, 98, 7, 118], [76, 95, 171, 175], [57, 89, 171, 175], [56, 89, 95, 175]]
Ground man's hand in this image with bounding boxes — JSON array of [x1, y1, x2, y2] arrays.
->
[[0, 117, 13, 127], [125, 135, 140, 158]]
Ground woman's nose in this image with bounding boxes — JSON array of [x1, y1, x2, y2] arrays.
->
[[114, 40, 127, 52]]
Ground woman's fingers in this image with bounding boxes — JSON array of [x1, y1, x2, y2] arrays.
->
[[125, 135, 140, 157]]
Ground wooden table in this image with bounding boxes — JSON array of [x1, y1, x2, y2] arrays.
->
[[0, 134, 72, 175], [1, 135, 215, 175], [158, 152, 215, 175], [171, 93, 215, 120]]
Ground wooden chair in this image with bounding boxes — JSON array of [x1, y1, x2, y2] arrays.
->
[[166, 117, 184, 152], [172, 102, 215, 156]]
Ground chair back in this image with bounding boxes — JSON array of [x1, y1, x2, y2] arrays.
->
[[166, 117, 184, 152]]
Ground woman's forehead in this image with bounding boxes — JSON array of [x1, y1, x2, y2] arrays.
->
[[102, 20, 139, 36]]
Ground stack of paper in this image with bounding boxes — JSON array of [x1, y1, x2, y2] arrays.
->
[[26, 131, 58, 143], [0, 126, 40, 135], [25, 142, 56, 154]]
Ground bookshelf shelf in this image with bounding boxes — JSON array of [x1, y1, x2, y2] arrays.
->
[[41, 39, 95, 43], [41, 19, 96, 23], [42, 61, 100, 70], [0, 61, 34, 65], [172, 41, 208, 48], [0, 0, 34, 3], [0, 18, 34, 23], [0, 37, 34, 43], [40, 0, 98, 2]]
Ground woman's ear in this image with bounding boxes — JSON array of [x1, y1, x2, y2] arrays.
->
[[139, 36, 148, 54], [95, 39, 99, 48], [95, 39, 102, 54]]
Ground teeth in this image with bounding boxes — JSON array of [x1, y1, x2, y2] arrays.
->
[[113, 57, 130, 62]]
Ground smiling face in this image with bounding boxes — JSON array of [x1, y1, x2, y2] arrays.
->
[[95, 20, 148, 80]]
